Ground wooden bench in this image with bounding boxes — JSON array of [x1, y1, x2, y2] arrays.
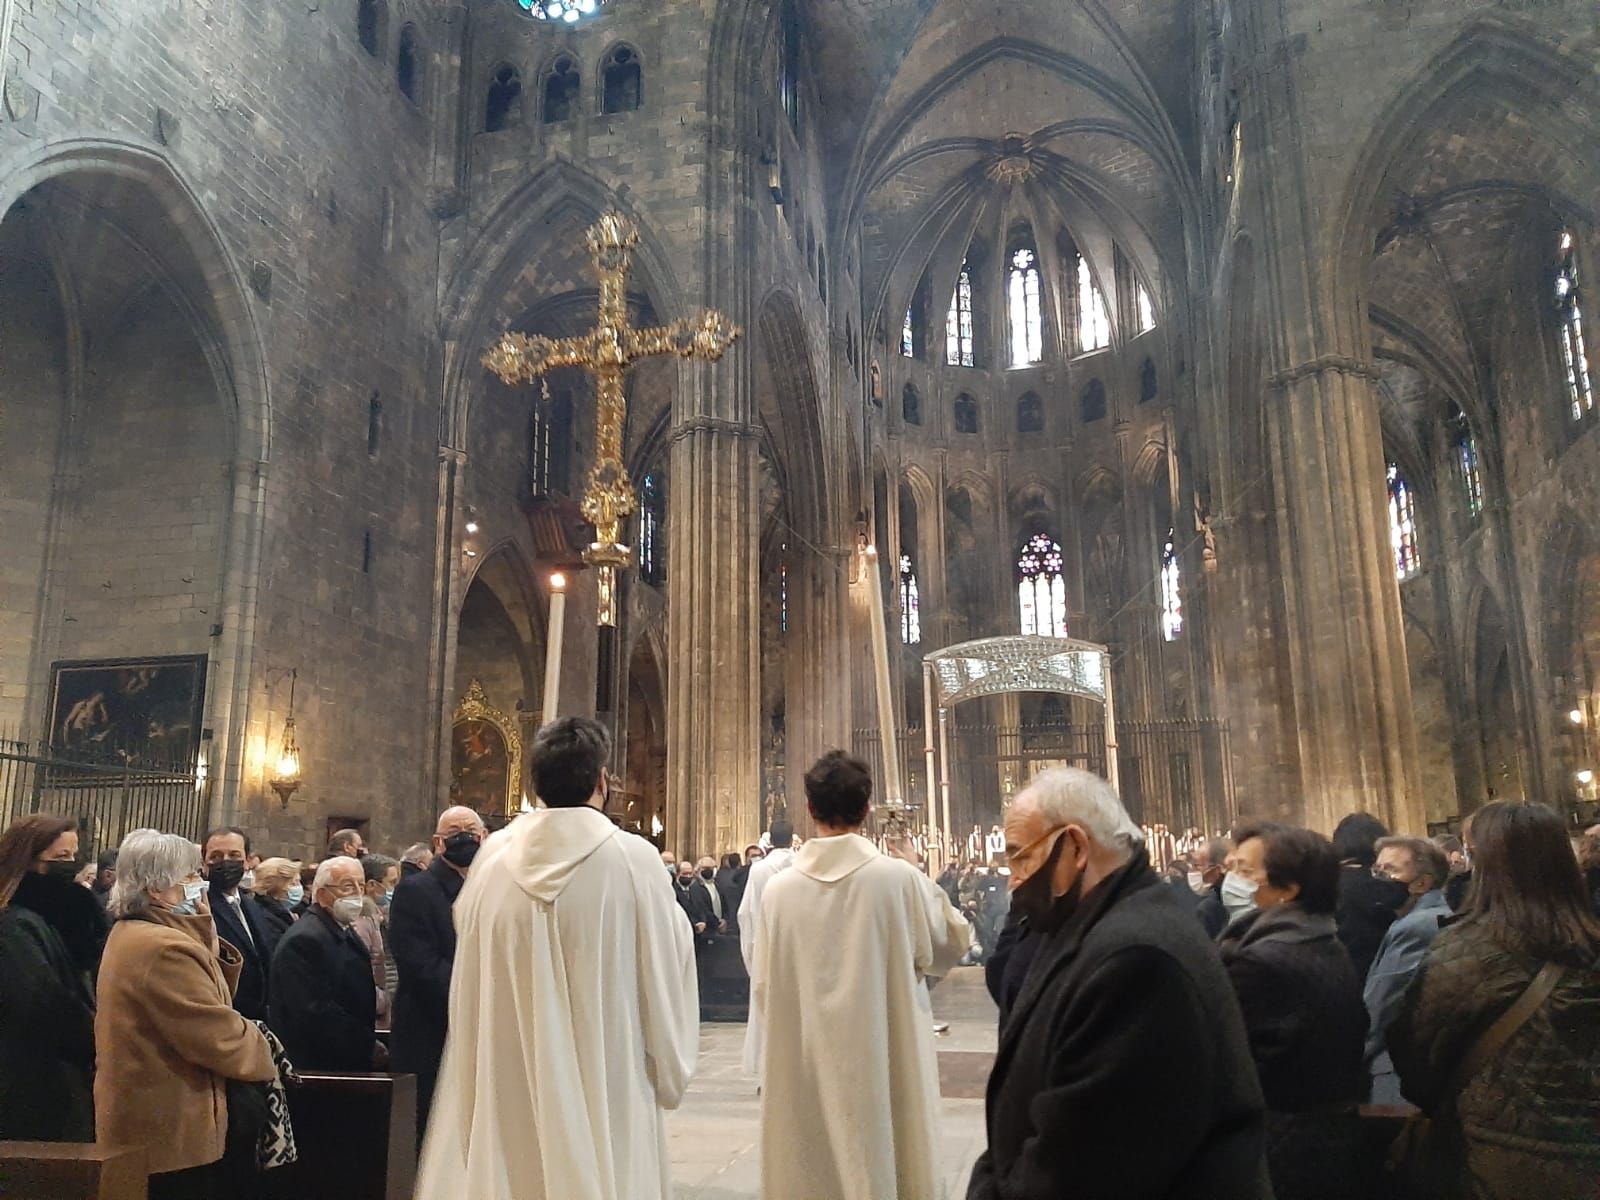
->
[[263, 1072, 416, 1200], [0, 1141, 147, 1200]]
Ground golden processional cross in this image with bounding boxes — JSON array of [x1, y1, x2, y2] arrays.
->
[[483, 213, 741, 626]]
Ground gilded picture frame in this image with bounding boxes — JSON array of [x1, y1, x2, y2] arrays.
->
[[449, 679, 524, 819]]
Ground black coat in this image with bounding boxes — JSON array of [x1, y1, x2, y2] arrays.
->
[[984, 911, 1039, 1028], [208, 885, 282, 1022], [1195, 882, 1229, 939], [968, 853, 1270, 1200], [1335, 864, 1403, 980], [389, 856, 465, 1132], [675, 879, 716, 931], [1218, 904, 1368, 1110], [0, 899, 96, 1141], [268, 905, 378, 1072], [251, 892, 296, 943]]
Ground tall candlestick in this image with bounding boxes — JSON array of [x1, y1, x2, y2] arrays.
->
[[863, 547, 904, 809], [922, 661, 940, 867], [543, 573, 567, 723], [938, 706, 953, 857]]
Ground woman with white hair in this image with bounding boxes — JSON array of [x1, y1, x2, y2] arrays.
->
[[95, 829, 275, 1200]]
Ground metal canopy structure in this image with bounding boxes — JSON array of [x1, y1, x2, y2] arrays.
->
[[919, 635, 1119, 867], [926, 635, 1111, 709]]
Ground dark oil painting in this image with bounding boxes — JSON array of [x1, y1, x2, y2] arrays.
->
[[47, 655, 207, 767]]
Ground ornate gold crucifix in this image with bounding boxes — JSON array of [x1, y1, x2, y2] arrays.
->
[[483, 212, 741, 625]]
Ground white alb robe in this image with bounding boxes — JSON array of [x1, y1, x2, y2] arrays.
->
[[737, 844, 796, 1075], [755, 834, 969, 1200], [415, 805, 699, 1200]]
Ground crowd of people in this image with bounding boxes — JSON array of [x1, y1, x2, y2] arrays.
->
[[1, 729, 1597, 1199]]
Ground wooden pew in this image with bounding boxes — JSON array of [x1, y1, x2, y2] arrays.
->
[[0, 1142, 147, 1200], [264, 1072, 416, 1200]]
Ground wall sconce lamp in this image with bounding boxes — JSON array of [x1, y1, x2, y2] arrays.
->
[[270, 668, 303, 807], [1569, 708, 1585, 726]]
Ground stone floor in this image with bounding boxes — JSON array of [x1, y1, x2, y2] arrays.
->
[[667, 966, 997, 1199]]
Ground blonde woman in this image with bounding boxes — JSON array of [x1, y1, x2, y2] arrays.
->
[[249, 856, 303, 940]]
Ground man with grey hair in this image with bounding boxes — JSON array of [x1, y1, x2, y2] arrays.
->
[[1363, 834, 1451, 1103], [269, 855, 383, 1072], [969, 767, 1270, 1199], [416, 717, 696, 1199]]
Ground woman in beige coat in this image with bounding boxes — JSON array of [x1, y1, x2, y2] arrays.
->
[[96, 829, 275, 1200]]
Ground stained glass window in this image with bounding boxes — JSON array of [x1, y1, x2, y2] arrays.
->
[[946, 262, 975, 367], [902, 307, 915, 358], [1388, 462, 1421, 580], [638, 472, 664, 586], [900, 554, 921, 645], [1447, 404, 1483, 521], [1008, 247, 1044, 367], [517, 0, 602, 23], [1077, 256, 1111, 352], [1160, 530, 1183, 641], [1017, 532, 1068, 638], [1557, 230, 1593, 420], [1135, 280, 1156, 335]]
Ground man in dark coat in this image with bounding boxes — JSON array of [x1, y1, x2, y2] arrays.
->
[[674, 860, 716, 933], [269, 856, 382, 1072], [202, 826, 281, 1022], [969, 767, 1270, 1200], [390, 805, 484, 1145]]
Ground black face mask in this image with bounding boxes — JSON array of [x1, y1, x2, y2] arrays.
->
[[207, 860, 246, 892], [441, 831, 480, 868], [699, 868, 714, 880], [41, 860, 81, 884], [1010, 833, 1085, 933], [1370, 875, 1413, 913]]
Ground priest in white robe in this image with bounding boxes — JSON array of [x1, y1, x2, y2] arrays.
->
[[415, 717, 699, 1200], [737, 815, 797, 1076], [756, 750, 969, 1200]]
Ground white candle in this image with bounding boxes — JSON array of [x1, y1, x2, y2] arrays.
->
[[863, 547, 903, 808], [543, 573, 567, 722]]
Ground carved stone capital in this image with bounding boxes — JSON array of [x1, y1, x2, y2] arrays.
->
[[668, 415, 760, 444], [1268, 354, 1381, 391]]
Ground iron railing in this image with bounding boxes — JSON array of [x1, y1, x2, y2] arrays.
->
[[853, 717, 1235, 839], [0, 736, 205, 857]]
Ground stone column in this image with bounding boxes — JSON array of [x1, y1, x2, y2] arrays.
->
[[1266, 359, 1422, 834], [665, 402, 762, 857]]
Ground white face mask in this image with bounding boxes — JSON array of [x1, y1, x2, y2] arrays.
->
[[285, 883, 304, 908], [1187, 871, 1206, 895], [1220, 871, 1258, 916], [331, 895, 364, 926], [240, 870, 255, 892], [168, 879, 207, 916]]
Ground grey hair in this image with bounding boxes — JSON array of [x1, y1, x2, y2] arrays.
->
[[107, 829, 201, 919], [312, 855, 362, 894], [1022, 768, 1145, 860]]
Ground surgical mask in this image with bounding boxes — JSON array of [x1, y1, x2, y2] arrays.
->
[[1186, 871, 1206, 895], [1220, 871, 1258, 917], [240, 870, 255, 892], [170, 879, 207, 916], [441, 831, 480, 868], [331, 895, 364, 926], [207, 860, 246, 893], [285, 883, 304, 907], [377, 889, 393, 910]]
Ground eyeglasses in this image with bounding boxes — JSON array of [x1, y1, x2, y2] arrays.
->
[[1005, 827, 1066, 868], [322, 879, 363, 897]]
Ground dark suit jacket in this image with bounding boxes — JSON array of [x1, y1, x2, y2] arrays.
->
[[208, 885, 281, 1022], [968, 853, 1270, 1200], [388, 858, 465, 1087], [268, 905, 378, 1072], [675, 880, 716, 932]]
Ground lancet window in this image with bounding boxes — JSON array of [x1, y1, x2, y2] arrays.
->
[[1017, 533, 1068, 639], [946, 262, 975, 367], [1077, 256, 1112, 353], [1557, 229, 1593, 419], [899, 554, 921, 645], [638, 472, 664, 586], [1388, 462, 1421, 580], [1160, 531, 1183, 641], [1007, 245, 1044, 367]]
